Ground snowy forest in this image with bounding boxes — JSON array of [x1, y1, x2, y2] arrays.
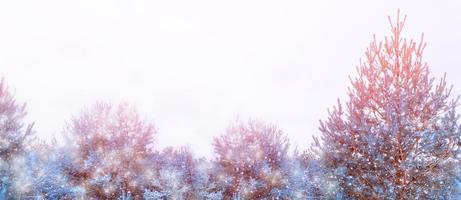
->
[[1, 12, 461, 200]]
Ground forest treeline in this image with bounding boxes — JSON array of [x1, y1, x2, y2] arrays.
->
[[1, 12, 460, 200]]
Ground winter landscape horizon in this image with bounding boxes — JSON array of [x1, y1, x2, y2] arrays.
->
[[1, 1, 460, 158], [1, 0, 461, 199]]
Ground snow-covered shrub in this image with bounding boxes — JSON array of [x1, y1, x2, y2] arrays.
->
[[212, 120, 290, 199]]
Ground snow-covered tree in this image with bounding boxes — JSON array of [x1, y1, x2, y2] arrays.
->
[[212, 120, 289, 199], [15, 141, 82, 199], [143, 146, 224, 200], [144, 146, 196, 199], [0, 79, 34, 198], [286, 150, 341, 199], [316, 11, 461, 199], [194, 158, 224, 200], [63, 102, 156, 199]]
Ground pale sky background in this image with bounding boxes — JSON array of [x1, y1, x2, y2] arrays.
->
[[0, 0, 460, 157]]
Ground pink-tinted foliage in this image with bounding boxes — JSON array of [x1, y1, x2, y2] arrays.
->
[[316, 11, 461, 199], [64, 102, 156, 199], [0, 79, 33, 161], [213, 119, 289, 199], [0, 78, 34, 198]]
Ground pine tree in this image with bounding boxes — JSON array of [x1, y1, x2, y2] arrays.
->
[[63, 102, 156, 199], [0, 79, 34, 198], [316, 11, 461, 199], [212, 120, 289, 199]]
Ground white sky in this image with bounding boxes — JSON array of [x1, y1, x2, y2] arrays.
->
[[1, 0, 460, 157]]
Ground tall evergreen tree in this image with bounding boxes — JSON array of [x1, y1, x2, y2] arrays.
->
[[0, 79, 34, 198], [316, 12, 461, 199]]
